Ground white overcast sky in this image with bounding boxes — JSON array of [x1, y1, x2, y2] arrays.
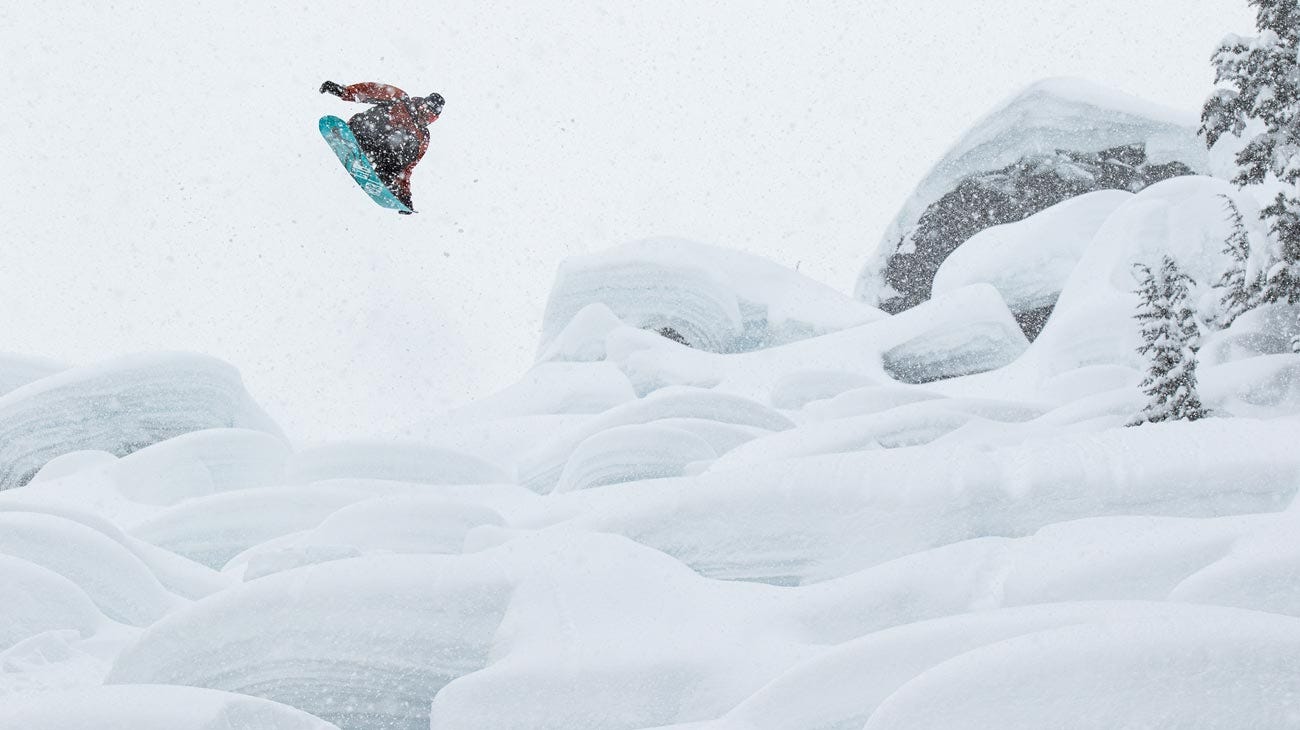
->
[[0, 1, 1255, 440]]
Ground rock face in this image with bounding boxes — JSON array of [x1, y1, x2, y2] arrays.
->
[[856, 78, 1208, 333], [929, 190, 1134, 341], [877, 144, 1193, 319]]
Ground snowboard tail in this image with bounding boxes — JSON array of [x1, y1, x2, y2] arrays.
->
[[318, 115, 413, 213]]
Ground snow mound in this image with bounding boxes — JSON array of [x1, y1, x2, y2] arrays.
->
[[931, 190, 1131, 325], [21, 429, 289, 515], [0, 353, 63, 396], [856, 77, 1207, 305], [129, 484, 387, 569], [541, 237, 883, 355], [863, 608, 1300, 730], [0, 554, 106, 650], [108, 554, 514, 730], [517, 387, 793, 493], [286, 441, 510, 485], [768, 370, 879, 410], [0, 685, 340, 729], [555, 424, 718, 492], [0, 511, 180, 626], [0, 353, 280, 490], [426, 532, 805, 730], [880, 284, 1029, 384], [234, 496, 506, 580], [1029, 176, 1244, 378], [0, 497, 229, 599]]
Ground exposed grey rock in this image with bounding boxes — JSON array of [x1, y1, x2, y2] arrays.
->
[[878, 144, 1193, 319]]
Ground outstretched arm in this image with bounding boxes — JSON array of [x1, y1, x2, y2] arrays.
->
[[320, 81, 409, 103]]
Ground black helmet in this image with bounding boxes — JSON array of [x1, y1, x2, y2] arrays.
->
[[425, 93, 445, 115]]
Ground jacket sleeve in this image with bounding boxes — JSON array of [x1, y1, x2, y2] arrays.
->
[[338, 82, 409, 103]]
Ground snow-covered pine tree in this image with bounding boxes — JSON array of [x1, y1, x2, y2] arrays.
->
[[1129, 256, 1208, 426], [1201, 0, 1300, 309], [1213, 195, 1261, 328]]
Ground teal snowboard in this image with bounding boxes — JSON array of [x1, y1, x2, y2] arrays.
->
[[318, 115, 413, 213]]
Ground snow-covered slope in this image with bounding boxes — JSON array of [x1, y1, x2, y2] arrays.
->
[[7, 81, 1300, 730]]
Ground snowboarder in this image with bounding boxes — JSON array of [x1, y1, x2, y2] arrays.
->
[[320, 81, 444, 213]]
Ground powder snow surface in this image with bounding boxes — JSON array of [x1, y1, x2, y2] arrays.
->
[[4, 95, 1300, 730]]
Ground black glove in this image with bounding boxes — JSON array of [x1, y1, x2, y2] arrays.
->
[[320, 81, 345, 96]]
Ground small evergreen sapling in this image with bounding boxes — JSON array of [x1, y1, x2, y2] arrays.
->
[[1213, 195, 1262, 328], [1129, 256, 1208, 426]]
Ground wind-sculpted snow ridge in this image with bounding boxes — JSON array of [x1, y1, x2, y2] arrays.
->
[[540, 237, 883, 355], [562, 417, 1300, 585], [856, 77, 1207, 313], [0, 353, 282, 490]]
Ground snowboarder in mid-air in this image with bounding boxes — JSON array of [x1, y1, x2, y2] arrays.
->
[[320, 81, 444, 214]]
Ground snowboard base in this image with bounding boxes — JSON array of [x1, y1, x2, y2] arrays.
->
[[318, 115, 413, 213]]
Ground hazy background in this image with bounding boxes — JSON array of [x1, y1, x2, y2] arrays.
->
[[1, 1, 1253, 441]]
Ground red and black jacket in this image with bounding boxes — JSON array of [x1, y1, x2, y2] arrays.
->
[[338, 83, 440, 207]]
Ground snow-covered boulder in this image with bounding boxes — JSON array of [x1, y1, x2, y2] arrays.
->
[[857, 77, 1205, 314], [516, 387, 793, 493], [555, 423, 718, 492], [108, 553, 515, 730], [0, 353, 281, 490], [0, 685, 340, 730], [880, 284, 1029, 384], [1028, 176, 1246, 379], [931, 190, 1132, 337], [540, 237, 883, 355]]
